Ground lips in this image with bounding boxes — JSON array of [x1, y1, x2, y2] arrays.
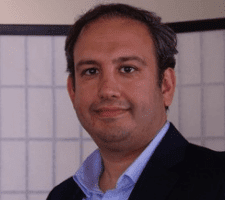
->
[[95, 107, 128, 118]]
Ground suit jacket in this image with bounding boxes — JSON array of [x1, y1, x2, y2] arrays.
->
[[47, 123, 225, 200]]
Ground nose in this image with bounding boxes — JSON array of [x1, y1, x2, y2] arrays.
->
[[98, 71, 121, 100]]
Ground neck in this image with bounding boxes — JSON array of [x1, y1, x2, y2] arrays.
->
[[98, 120, 168, 192], [99, 143, 149, 192]]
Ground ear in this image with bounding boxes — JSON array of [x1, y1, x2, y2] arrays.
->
[[67, 75, 76, 105], [161, 68, 176, 108]]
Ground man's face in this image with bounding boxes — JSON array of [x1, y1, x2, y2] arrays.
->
[[68, 17, 175, 152]]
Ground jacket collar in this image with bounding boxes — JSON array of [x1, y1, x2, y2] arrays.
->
[[128, 123, 189, 200]]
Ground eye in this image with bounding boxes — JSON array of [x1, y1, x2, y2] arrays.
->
[[120, 66, 136, 73], [82, 68, 99, 76]]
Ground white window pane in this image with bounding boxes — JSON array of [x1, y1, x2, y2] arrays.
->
[[177, 33, 201, 85], [29, 194, 49, 200], [54, 36, 67, 86], [180, 87, 201, 137], [27, 36, 52, 85], [2, 141, 26, 190], [28, 88, 53, 138], [56, 141, 80, 185], [29, 141, 52, 190], [56, 89, 80, 138], [2, 194, 26, 200], [204, 85, 224, 137], [1, 36, 25, 85], [202, 30, 224, 83], [1, 88, 25, 138]]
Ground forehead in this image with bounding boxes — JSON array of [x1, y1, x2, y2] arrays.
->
[[76, 17, 154, 46], [74, 17, 156, 57]]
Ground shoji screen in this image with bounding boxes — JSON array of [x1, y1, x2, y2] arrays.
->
[[168, 30, 225, 150], [0, 20, 224, 199]]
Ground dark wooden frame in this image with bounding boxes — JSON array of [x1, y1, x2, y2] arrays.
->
[[0, 18, 224, 35]]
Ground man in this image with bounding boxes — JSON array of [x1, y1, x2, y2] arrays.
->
[[47, 3, 225, 200]]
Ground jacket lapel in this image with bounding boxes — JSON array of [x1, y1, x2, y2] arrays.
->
[[128, 123, 189, 200]]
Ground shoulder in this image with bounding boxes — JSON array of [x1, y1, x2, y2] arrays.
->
[[177, 143, 225, 184], [167, 123, 225, 170], [185, 143, 225, 169], [46, 177, 84, 200], [171, 144, 225, 198]]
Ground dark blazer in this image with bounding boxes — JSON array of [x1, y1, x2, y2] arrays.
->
[[47, 123, 225, 200]]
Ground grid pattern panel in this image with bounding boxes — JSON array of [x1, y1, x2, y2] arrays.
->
[[0, 30, 224, 199], [167, 30, 225, 148]]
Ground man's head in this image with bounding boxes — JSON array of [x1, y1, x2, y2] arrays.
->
[[66, 4, 177, 153], [65, 4, 178, 94]]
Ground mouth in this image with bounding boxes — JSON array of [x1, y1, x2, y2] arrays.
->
[[95, 108, 129, 118]]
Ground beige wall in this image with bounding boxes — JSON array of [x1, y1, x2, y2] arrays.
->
[[0, 0, 224, 24]]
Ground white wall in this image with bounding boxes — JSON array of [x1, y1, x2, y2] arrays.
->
[[0, 0, 224, 24]]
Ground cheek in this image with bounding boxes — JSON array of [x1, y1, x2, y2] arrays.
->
[[129, 81, 150, 114], [132, 80, 159, 115], [74, 87, 92, 111], [74, 93, 92, 127], [132, 80, 152, 101]]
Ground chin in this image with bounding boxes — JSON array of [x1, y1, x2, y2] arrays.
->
[[91, 128, 131, 144]]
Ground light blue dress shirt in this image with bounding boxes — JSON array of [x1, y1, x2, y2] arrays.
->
[[74, 121, 170, 200]]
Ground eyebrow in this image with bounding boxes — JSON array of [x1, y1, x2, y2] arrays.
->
[[75, 60, 100, 71], [75, 56, 147, 71], [112, 56, 147, 66]]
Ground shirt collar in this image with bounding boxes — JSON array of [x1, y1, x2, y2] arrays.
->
[[122, 121, 170, 184], [74, 121, 170, 195], [74, 148, 103, 196]]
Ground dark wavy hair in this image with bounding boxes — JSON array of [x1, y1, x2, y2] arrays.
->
[[65, 3, 178, 90]]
